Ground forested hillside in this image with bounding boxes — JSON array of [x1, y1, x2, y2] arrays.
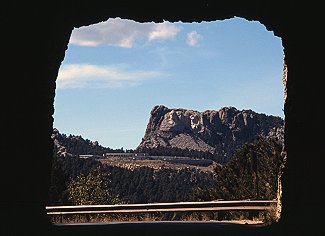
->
[[48, 128, 284, 207], [47, 154, 216, 205], [52, 128, 129, 157]]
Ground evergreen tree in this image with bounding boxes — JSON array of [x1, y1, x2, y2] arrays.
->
[[192, 135, 285, 201], [67, 166, 121, 205]]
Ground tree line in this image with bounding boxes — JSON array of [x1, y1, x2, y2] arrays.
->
[[48, 132, 285, 206], [47, 154, 215, 205]]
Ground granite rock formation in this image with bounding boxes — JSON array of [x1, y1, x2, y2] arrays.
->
[[137, 105, 284, 163]]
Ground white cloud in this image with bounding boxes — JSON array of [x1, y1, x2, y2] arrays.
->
[[70, 18, 181, 48], [186, 31, 203, 46], [148, 22, 180, 41], [56, 63, 166, 89]]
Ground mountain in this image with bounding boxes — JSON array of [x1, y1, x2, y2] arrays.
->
[[51, 128, 121, 157], [136, 105, 284, 163], [49, 109, 284, 206]]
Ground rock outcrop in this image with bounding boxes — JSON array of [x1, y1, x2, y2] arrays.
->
[[137, 105, 284, 163]]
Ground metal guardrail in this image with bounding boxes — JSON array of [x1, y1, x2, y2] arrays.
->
[[46, 200, 277, 215]]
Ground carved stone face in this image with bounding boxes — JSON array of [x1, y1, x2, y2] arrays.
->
[[190, 114, 200, 130], [159, 109, 204, 133]]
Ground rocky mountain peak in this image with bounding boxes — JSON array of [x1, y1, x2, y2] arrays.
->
[[137, 105, 284, 163]]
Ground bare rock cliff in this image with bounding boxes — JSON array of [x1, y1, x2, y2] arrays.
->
[[137, 105, 284, 163]]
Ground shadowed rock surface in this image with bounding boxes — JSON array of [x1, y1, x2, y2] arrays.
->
[[3, 1, 324, 235]]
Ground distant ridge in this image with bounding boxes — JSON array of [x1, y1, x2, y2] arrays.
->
[[136, 105, 284, 163], [52, 128, 122, 157]]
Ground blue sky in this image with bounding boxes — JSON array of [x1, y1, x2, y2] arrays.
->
[[54, 17, 284, 150]]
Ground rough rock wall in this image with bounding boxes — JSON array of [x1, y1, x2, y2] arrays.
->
[[3, 1, 324, 235], [137, 105, 284, 162]]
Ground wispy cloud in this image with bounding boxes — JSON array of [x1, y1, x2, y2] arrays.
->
[[70, 18, 181, 48], [56, 63, 166, 89], [186, 31, 203, 46]]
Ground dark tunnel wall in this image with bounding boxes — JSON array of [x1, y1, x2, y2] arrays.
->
[[2, 1, 324, 235]]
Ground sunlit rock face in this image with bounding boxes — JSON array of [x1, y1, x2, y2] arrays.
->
[[137, 105, 284, 162]]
